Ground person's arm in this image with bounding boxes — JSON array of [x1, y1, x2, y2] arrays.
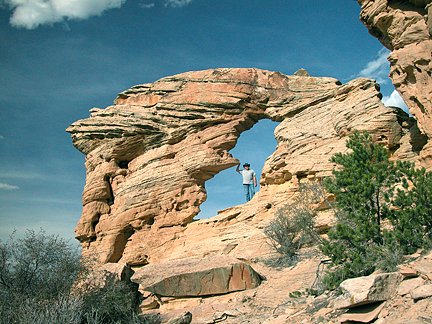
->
[[253, 175, 257, 187], [236, 163, 241, 173]]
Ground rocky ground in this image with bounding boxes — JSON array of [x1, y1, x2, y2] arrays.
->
[[93, 246, 432, 324], [147, 248, 432, 324]]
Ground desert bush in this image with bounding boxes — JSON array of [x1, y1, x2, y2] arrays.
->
[[0, 229, 84, 323], [264, 182, 322, 265], [0, 229, 145, 324], [81, 279, 140, 324], [264, 131, 432, 289], [15, 294, 83, 324]]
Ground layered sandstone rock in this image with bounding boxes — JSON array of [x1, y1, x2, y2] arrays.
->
[[67, 68, 411, 267], [356, 0, 432, 167], [130, 256, 261, 297]]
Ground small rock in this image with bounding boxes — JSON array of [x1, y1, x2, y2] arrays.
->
[[339, 301, 385, 323], [400, 267, 418, 278], [379, 308, 389, 318], [410, 284, 432, 300], [397, 277, 426, 296], [166, 311, 192, 324], [139, 294, 160, 310]]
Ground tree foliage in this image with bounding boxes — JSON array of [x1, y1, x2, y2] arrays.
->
[[0, 229, 83, 303], [0, 229, 150, 324], [321, 130, 432, 288]]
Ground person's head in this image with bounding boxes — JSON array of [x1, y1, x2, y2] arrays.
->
[[243, 163, 250, 169]]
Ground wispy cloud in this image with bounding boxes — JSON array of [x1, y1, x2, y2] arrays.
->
[[357, 48, 391, 84], [0, 183, 19, 190], [2, 0, 127, 29], [139, 2, 155, 9], [164, 0, 193, 8], [0, 170, 47, 180], [382, 90, 409, 113]]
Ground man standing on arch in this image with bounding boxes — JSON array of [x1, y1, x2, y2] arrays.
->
[[236, 162, 257, 202]]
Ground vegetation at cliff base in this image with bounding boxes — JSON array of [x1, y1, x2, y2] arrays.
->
[[0, 229, 154, 324], [322, 130, 432, 288], [265, 130, 432, 289]]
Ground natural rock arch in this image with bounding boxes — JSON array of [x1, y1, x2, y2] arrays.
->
[[197, 118, 279, 219], [67, 67, 413, 265]]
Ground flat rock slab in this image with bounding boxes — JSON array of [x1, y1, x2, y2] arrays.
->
[[339, 301, 385, 323], [410, 284, 432, 300], [131, 255, 261, 297], [334, 273, 402, 309], [397, 277, 426, 296]]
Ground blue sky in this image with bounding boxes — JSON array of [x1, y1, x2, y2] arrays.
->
[[0, 0, 408, 244]]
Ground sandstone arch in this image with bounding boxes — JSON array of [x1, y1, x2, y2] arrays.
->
[[67, 67, 414, 265], [197, 118, 279, 219]]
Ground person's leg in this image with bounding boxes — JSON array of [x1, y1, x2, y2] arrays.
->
[[243, 184, 250, 202], [249, 184, 255, 199]]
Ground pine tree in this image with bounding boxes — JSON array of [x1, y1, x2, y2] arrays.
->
[[388, 161, 432, 253], [320, 130, 399, 288]]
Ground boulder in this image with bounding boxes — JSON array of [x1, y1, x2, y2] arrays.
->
[[131, 256, 261, 297], [400, 267, 419, 278], [76, 262, 135, 290], [414, 251, 432, 280], [334, 273, 403, 309]]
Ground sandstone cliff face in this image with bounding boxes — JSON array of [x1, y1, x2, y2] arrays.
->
[[357, 0, 432, 167], [67, 68, 412, 266]]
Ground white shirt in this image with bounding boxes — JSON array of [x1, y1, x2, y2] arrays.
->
[[239, 169, 256, 184]]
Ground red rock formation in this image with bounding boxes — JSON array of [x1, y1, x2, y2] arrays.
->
[[67, 68, 410, 266], [130, 256, 262, 297], [356, 0, 432, 167]]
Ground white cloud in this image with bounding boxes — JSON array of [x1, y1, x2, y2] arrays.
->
[[357, 48, 391, 85], [0, 183, 19, 190], [0, 170, 47, 180], [139, 2, 154, 9], [164, 0, 193, 8], [382, 90, 409, 113], [3, 0, 127, 29]]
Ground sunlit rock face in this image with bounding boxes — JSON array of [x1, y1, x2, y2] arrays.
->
[[67, 68, 411, 265], [356, 0, 432, 167]]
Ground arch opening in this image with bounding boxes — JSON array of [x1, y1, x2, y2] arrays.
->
[[196, 119, 279, 220]]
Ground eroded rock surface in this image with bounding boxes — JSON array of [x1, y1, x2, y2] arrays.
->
[[67, 68, 412, 266], [357, 0, 432, 167], [130, 256, 261, 297], [334, 273, 403, 309]]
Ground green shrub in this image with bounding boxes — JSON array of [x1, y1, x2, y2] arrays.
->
[[0, 229, 147, 324], [264, 130, 432, 289], [321, 130, 432, 288]]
